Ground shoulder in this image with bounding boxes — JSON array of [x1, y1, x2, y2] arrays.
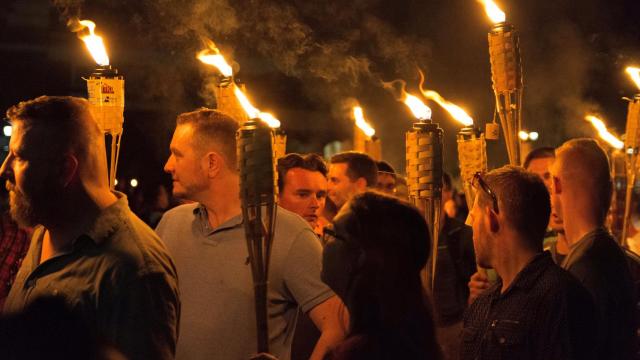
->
[[157, 203, 199, 226]]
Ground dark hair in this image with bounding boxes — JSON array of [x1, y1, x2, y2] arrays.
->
[[277, 153, 328, 193], [176, 108, 239, 169], [376, 161, 396, 175], [478, 166, 550, 250], [330, 152, 378, 187], [6, 96, 100, 162], [523, 146, 555, 169], [333, 191, 441, 359]]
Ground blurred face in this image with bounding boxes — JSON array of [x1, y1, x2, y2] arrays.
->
[[548, 159, 565, 233], [279, 168, 327, 228], [527, 157, 554, 192], [376, 173, 396, 194], [0, 123, 62, 227], [164, 124, 209, 201], [328, 163, 359, 210], [469, 195, 492, 268]]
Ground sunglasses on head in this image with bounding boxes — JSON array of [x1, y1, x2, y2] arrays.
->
[[472, 172, 499, 214]]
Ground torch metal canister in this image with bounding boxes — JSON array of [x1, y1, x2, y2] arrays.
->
[[457, 127, 488, 210], [610, 150, 626, 240], [86, 65, 124, 189], [217, 77, 249, 123], [406, 120, 443, 291], [237, 119, 278, 353], [621, 94, 640, 245], [488, 22, 523, 166]]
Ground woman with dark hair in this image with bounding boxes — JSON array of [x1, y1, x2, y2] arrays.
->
[[321, 191, 442, 360]]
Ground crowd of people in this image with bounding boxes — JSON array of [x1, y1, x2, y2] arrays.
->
[[0, 95, 637, 360]]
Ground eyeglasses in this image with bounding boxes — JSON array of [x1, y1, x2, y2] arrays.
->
[[472, 172, 499, 213]]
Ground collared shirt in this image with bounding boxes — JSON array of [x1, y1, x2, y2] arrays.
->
[[4, 193, 180, 360], [0, 212, 31, 310], [461, 252, 597, 360], [156, 203, 333, 360], [562, 227, 636, 359]]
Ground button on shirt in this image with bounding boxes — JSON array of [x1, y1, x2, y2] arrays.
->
[[461, 252, 597, 360], [3, 193, 180, 360]]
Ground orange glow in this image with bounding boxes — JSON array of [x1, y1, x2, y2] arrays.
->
[[626, 67, 640, 91], [353, 106, 375, 137], [585, 115, 623, 150], [197, 40, 233, 77], [404, 93, 432, 121], [420, 89, 473, 126], [234, 87, 281, 128], [477, 0, 506, 24], [78, 20, 109, 66]]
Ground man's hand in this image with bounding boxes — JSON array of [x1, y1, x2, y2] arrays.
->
[[308, 295, 348, 360], [468, 271, 491, 305]]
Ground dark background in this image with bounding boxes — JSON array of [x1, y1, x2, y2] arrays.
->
[[1, 0, 639, 190]]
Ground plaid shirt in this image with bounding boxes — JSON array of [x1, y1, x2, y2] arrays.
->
[[461, 252, 598, 360], [0, 212, 30, 310]]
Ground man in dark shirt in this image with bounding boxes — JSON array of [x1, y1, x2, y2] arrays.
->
[[461, 166, 597, 360], [550, 138, 636, 359], [0, 96, 179, 359]]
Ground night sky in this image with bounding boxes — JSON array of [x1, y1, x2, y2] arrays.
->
[[1, 0, 639, 189]]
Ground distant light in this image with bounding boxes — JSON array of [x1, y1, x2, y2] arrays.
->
[[529, 132, 539, 141], [518, 131, 529, 141], [114, 179, 119, 186], [3, 126, 11, 137], [130, 179, 138, 188]]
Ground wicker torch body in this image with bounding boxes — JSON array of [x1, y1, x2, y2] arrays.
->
[[488, 23, 523, 166], [86, 65, 124, 189], [406, 120, 443, 291], [237, 119, 278, 353], [621, 95, 640, 245], [457, 127, 488, 210]]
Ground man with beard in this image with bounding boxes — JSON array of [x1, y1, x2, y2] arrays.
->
[[0, 96, 180, 360]]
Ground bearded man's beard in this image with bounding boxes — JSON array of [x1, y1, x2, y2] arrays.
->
[[7, 181, 58, 228]]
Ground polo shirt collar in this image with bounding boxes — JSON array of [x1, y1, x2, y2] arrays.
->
[[193, 203, 243, 236]]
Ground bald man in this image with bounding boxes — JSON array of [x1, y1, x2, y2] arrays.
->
[[550, 138, 635, 359]]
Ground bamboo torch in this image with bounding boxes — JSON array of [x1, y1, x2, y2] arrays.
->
[[403, 93, 443, 291], [585, 115, 625, 239], [621, 67, 640, 245], [352, 106, 381, 160], [72, 19, 124, 189], [199, 41, 282, 353], [478, 0, 523, 166]]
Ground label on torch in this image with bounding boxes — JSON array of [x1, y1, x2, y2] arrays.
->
[[87, 76, 125, 134]]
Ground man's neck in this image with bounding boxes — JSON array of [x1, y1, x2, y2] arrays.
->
[[563, 213, 600, 247], [198, 176, 242, 229], [493, 235, 538, 293]]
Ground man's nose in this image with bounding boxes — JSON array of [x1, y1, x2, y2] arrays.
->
[[0, 154, 13, 180], [163, 156, 174, 174]]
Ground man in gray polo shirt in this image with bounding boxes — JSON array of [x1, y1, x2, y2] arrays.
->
[[157, 109, 346, 360]]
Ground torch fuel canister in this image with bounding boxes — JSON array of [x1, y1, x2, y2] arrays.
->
[[86, 65, 124, 135]]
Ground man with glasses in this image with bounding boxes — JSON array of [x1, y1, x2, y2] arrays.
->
[[550, 138, 635, 359], [461, 166, 596, 360]]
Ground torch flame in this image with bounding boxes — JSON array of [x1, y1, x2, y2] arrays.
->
[[353, 106, 375, 137], [585, 115, 624, 150], [234, 87, 281, 128], [78, 20, 109, 66], [404, 94, 432, 121], [477, 0, 506, 24], [626, 67, 640, 91], [197, 41, 233, 77], [420, 89, 474, 126]]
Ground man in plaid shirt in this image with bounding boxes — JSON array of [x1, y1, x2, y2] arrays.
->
[[0, 210, 30, 310]]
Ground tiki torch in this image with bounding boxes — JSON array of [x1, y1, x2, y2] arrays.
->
[[352, 106, 381, 160], [584, 115, 625, 238], [621, 67, 640, 245], [73, 19, 124, 189], [478, 0, 523, 166], [404, 93, 443, 291]]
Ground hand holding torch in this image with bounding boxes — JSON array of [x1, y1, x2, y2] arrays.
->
[[404, 94, 443, 291]]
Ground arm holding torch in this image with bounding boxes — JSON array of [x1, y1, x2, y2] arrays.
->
[[406, 119, 444, 291], [237, 119, 278, 353]]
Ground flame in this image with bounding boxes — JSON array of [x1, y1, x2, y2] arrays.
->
[[197, 41, 233, 77], [78, 20, 109, 66], [477, 0, 506, 24], [420, 89, 473, 126], [233, 87, 281, 128], [353, 106, 375, 137], [404, 94, 432, 121], [626, 67, 640, 91], [585, 115, 623, 150]]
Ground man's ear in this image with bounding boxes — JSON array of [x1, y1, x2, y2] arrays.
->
[[487, 207, 500, 234], [205, 152, 225, 178], [60, 154, 79, 187], [355, 177, 368, 191]]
